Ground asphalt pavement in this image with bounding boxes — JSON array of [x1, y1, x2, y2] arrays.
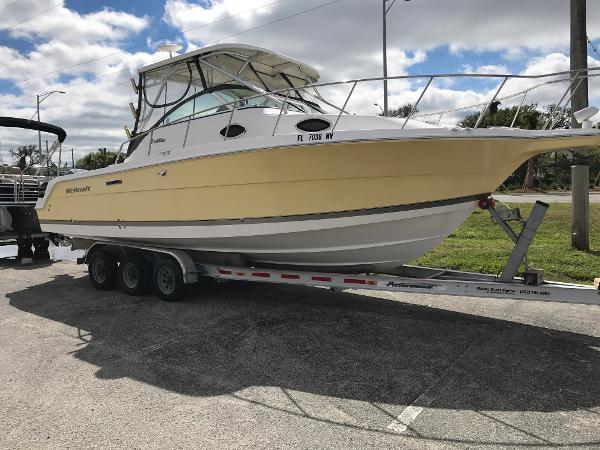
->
[[1, 260, 600, 449]]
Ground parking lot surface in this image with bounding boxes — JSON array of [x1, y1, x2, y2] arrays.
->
[[1, 260, 600, 449]]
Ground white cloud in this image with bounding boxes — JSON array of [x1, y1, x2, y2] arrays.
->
[[0, 1, 159, 162], [472, 65, 509, 75], [3, 0, 600, 163], [2, 0, 149, 44]]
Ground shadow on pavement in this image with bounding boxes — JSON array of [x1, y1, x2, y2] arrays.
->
[[0, 258, 58, 271], [5, 273, 600, 446]]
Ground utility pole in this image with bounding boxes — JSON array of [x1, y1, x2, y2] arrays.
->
[[570, 0, 589, 250], [382, 0, 410, 117], [71, 148, 74, 168]]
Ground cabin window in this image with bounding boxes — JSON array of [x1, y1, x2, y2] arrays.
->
[[161, 92, 224, 125]]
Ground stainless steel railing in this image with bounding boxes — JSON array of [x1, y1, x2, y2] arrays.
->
[[114, 67, 600, 163], [0, 174, 49, 205]]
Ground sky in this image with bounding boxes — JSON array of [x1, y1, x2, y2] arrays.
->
[[1, 0, 600, 164]]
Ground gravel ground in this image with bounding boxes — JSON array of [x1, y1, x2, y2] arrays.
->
[[1, 259, 600, 449]]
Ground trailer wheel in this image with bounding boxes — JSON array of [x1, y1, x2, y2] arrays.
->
[[88, 251, 118, 290], [153, 258, 185, 302], [119, 255, 151, 296]]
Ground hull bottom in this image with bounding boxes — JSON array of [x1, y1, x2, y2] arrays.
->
[[42, 198, 479, 272]]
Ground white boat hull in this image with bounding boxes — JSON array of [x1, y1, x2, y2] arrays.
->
[[44, 199, 477, 271]]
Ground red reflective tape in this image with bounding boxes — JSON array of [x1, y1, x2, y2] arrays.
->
[[219, 269, 232, 275], [252, 272, 270, 278], [312, 276, 332, 282], [344, 278, 378, 286], [281, 273, 300, 279], [235, 272, 246, 276]]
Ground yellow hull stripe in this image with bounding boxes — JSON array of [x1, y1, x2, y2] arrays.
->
[[37, 137, 597, 222]]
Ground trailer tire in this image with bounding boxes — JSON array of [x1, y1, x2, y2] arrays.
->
[[119, 255, 151, 296], [88, 251, 118, 290], [153, 258, 185, 302]]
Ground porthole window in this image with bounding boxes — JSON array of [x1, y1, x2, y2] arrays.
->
[[296, 118, 331, 132], [219, 124, 246, 138]]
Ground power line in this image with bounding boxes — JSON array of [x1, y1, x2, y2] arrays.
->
[[5, 0, 345, 99], [587, 36, 600, 59], [0, 0, 21, 14], [207, 0, 344, 45], [2, 1, 64, 31], [13, 0, 290, 86]]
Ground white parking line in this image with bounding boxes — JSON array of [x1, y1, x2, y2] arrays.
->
[[387, 394, 433, 433], [387, 335, 489, 434]]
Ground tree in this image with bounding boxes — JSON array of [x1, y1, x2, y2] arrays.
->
[[457, 103, 545, 129], [10, 144, 43, 169], [76, 148, 125, 170], [380, 103, 418, 118]]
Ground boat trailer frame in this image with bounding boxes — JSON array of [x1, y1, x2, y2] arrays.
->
[[81, 198, 600, 305], [203, 264, 600, 305]]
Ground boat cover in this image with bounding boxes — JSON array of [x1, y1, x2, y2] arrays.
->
[[139, 43, 320, 92], [0, 117, 67, 143]]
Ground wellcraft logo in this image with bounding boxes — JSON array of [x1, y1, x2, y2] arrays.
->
[[65, 186, 91, 194]]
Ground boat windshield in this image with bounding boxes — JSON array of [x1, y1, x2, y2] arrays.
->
[[158, 85, 322, 127], [136, 51, 325, 134]]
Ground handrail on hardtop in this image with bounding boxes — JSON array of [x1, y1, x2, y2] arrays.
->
[[114, 67, 600, 163]]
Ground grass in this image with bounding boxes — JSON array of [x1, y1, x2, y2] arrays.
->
[[413, 203, 600, 284]]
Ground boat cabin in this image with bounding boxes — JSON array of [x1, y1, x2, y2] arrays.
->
[[128, 44, 330, 154]]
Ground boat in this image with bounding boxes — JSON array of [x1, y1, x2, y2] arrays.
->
[[35, 43, 600, 272], [1, 117, 67, 260]]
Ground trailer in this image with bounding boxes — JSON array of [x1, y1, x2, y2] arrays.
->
[[77, 199, 600, 306]]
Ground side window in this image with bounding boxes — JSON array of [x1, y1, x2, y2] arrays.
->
[[163, 97, 195, 124], [162, 93, 228, 125], [194, 93, 228, 116]]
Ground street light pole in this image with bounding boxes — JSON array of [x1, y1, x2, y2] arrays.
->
[[383, 0, 410, 117], [35, 90, 66, 169]]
